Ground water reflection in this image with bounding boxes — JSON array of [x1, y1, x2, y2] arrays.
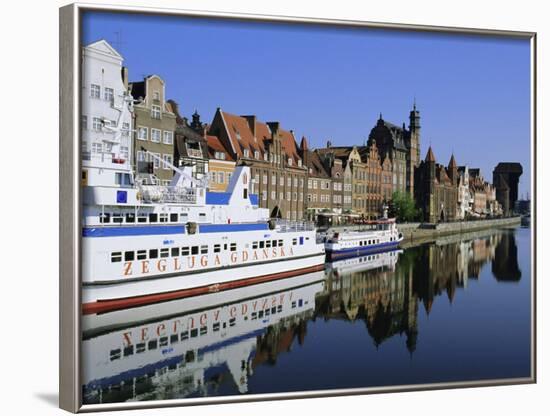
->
[[82, 228, 526, 404]]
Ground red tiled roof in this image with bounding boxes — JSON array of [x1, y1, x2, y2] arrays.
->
[[206, 134, 235, 161], [220, 111, 302, 164]]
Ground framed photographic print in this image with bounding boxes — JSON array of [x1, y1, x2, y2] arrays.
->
[[59, 2, 536, 412]]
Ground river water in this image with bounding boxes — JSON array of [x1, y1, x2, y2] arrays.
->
[[81, 226, 532, 404]]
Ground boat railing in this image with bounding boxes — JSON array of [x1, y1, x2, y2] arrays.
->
[[137, 183, 197, 204], [274, 219, 315, 232]]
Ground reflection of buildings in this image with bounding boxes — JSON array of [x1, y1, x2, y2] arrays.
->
[[82, 272, 325, 404], [317, 250, 419, 352], [317, 230, 521, 354], [492, 232, 522, 282]]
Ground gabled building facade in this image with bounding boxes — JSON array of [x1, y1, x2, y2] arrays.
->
[[129, 75, 177, 184], [208, 109, 307, 220]]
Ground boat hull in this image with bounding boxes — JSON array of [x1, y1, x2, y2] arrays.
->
[[325, 240, 402, 261], [82, 253, 326, 315]]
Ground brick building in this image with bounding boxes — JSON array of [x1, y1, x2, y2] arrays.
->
[[208, 109, 307, 220], [414, 147, 459, 223]]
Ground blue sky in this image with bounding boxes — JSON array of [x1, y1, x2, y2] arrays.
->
[[83, 12, 532, 196]]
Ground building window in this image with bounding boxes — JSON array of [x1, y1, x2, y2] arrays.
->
[[209, 171, 216, 183], [151, 105, 161, 119], [163, 131, 173, 145], [254, 150, 260, 159], [263, 174, 268, 185], [90, 84, 100, 99], [298, 160, 302, 167], [91, 142, 102, 154], [152, 153, 161, 169], [288, 158, 293, 166], [287, 177, 292, 187], [151, 129, 161, 143], [243, 148, 250, 158], [92, 117, 102, 131], [104, 87, 114, 103], [138, 127, 153, 144], [271, 191, 276, 200], [262, 190, 267, 201], [227, 173, 232, 183], [280, 176, 284, 186], [279, 192, 284, 200], [215, 151, 225, 160], [122, 122, 130, 137], [137, 151, 146, 162], [153, 91, 160, 101], [313, 180, 318, 189], [272, 174, 276, 186], [162, 154, 173, 169], [218, 172, 224, 183], [81, 115, 87, 130], [286, 191, 291, 200]]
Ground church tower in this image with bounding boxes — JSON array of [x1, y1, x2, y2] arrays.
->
[[409, 101, 421, 167], [407, 102, 421, 195]]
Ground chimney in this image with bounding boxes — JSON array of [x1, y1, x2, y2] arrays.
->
[[121, 67, 129, 91], [242, 115, 257, 139], [267, 121, 280, 136]]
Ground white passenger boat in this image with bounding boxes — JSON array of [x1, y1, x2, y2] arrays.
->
[[324, 218, 403, 261], [82, 157, 325, 315]]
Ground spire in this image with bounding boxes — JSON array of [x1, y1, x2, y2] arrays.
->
[[379, 112, 383, 120], [425, 146, 436, 162], [448, 153, 457, 169], [300, 136, 308, 151]]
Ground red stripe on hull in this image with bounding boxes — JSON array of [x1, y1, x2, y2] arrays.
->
[[82, 263, 325, 315]]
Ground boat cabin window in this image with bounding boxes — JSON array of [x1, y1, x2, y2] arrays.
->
[[230, 243, 237, 251], [213, 322, 220, 331], [200, 245, 208, 254], [292, 238, 297, 245], [160, 248, 169, 258], [124, 251, 134, 261], [180, 213, 188, 222], [137, 250, 147, 260], [214, 244, 221, 253], [149, 213, 158, 223], [272, 240, 277, 247], [125, 213, 135, 223], [180, 331, 189, 341], [181, 247, 190, 256], [148, 340, 157, 350], [137, 214, 147, 223], [266, 240, 271, 248], [252, 242, 258, 249], [149, 249, 158, 259], [259, 241, 265, 249], [99, 213, 110, 223], [112, 214, 123, 224], [111, 252, 122, 262], [159, 213, 168, 223], [170, 213, 178, 222], [191, 246, 199, 255], [110, 349, 121, 361], [171, 247, 180, 257], [136, 343, 146, 354], [278, 239, 283, 246], [170, 334, 178, 344]]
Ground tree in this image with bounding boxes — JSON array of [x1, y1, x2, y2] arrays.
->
[[390, 191, 419, 222]]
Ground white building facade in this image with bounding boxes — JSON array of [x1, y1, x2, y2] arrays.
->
[[81, 40, 134, 191]]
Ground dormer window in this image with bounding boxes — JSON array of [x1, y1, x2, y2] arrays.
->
[[264, 152, 269, 162], [243, 148, 250, 158], [288, 158, 293, 166], [153, 91, 160, 101], [254, 150, 260, 159], [298, 160, 302, 167], [215, 151, 225, 160], [232, 126, 241, 140]]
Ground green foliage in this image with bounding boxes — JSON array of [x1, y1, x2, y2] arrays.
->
[[390, 191, 419, 222]]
